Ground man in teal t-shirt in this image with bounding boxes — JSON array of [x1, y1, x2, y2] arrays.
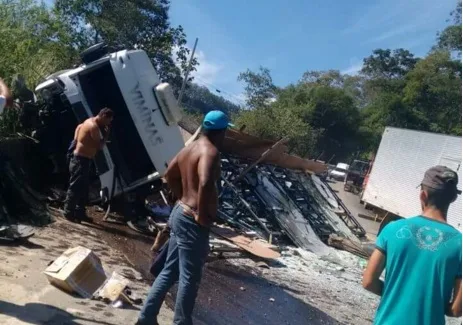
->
[[363, 166, 462, 325]]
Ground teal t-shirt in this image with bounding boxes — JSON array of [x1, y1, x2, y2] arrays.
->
[[374, 216, 462, 325]]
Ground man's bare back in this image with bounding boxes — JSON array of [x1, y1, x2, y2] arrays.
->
[[74, 117, 107, 159], [166, 137, 221, 227]]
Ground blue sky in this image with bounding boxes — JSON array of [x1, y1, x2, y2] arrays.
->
[[169, 0, 457, 105]]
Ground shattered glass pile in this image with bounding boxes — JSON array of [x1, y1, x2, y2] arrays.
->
[[218, 156, 367, 255]]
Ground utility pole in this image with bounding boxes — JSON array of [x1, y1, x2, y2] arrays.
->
[[177, 37, 198, 107]]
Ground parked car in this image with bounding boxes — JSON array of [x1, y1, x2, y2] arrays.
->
[[344, 160, 370, 194], [328, 163, 349, 181]]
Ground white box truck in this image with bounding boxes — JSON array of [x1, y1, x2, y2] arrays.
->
[[362, 127, 462, 231]]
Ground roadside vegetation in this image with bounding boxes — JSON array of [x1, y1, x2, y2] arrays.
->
[[234, 1, 462, 161], [0, 0, 461, 162]]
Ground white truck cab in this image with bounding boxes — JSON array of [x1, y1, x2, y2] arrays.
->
[[35, 44, 184, 203]]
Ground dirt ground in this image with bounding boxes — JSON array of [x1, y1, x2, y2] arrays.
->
[[0, 216, 174, 325], [85, 208, 344, 324], [1, 205, 460, 325], [327, 180, 380, 240]]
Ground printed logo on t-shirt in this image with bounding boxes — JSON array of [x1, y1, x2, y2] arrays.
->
[[395, 225, 458, 252]]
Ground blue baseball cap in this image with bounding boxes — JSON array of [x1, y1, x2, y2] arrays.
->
[[202, 110, 234, 130]]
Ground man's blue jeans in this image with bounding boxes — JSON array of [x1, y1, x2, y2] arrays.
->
[[138, 203, 210, 325]]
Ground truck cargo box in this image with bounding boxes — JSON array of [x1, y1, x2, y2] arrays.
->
[[362, 127, 462, 231]]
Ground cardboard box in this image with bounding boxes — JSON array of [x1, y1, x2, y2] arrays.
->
[[44, 246, 107, 298]]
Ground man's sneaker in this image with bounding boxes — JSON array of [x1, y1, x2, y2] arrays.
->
[[77, 214, 93, 223], [63, 212, 81, 224]]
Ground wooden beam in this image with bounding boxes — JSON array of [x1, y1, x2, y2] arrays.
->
[[184, 125, 202, 147], [232, 137, 288, 184]]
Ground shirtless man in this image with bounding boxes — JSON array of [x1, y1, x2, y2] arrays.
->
[[0, 78, 13, 113], [63, 108, 113, 223], [137, 110, 233, 325]]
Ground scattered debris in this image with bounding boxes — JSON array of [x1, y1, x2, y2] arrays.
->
[[215, 156, 369, 259], [328, 235, 370, 259], [0, 224, 35, 241], [95, 206, 105, 213], [111, 300, 124, 309], [211, 225, 281, 260], [97, 271, 131, 304], [256, 261, 270, 269], [44, 246, 107, 298], [0, 144, 52, 233]]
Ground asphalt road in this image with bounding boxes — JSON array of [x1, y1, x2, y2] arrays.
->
[[328, 180, 380, 240]]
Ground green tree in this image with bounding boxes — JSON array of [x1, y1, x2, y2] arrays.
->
[[0, 0, 77, 87], [234, 105, 316, 157], [360, 93, 429, 149], [361, 49, 419, 79], [300, 70, 366, 107], [297, 86, 360, 159], [0, 0, 77, 136], [182, 83, 241, 116], [359, 49, 419, 107], [235, 82, 361, 160], [300, 70, 345, 87], [237, 66, 277, 109], [403, 50, 462, 135], [54, 0, 197, 90], [435, 1, 462, 57]]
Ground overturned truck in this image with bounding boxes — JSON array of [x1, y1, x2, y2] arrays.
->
[[12, 43, 367, 256], [31, 44, 185, 206]]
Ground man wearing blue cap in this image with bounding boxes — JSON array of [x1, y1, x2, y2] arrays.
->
[[137, 110, 233, 325]]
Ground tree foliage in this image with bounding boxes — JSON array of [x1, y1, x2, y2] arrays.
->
[[361, 49, 419, 79], [0, 0, 78, 87], [0, 0, 238, 136], [235, 3, 461, 162], [0, 0, 461, 163], [403, 50, 461, 135], [435, 1, 462, 57], [54, 0, 197, 90], [182, 83, 240, 116], [237, 66, 277, 109]]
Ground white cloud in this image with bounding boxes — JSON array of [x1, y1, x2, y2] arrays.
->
[[191, 50, 222, 85], [172, 45, 222, 86], [233, 93, 248, 106], [343, 0, 411, 35], [369, 24, 418, 43], [171, 45, 248, 106], [344, 0, 455, 46], [342, 59, 363, 75]]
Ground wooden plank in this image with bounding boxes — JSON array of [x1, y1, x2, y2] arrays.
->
[[211, 225, 281, 260]]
